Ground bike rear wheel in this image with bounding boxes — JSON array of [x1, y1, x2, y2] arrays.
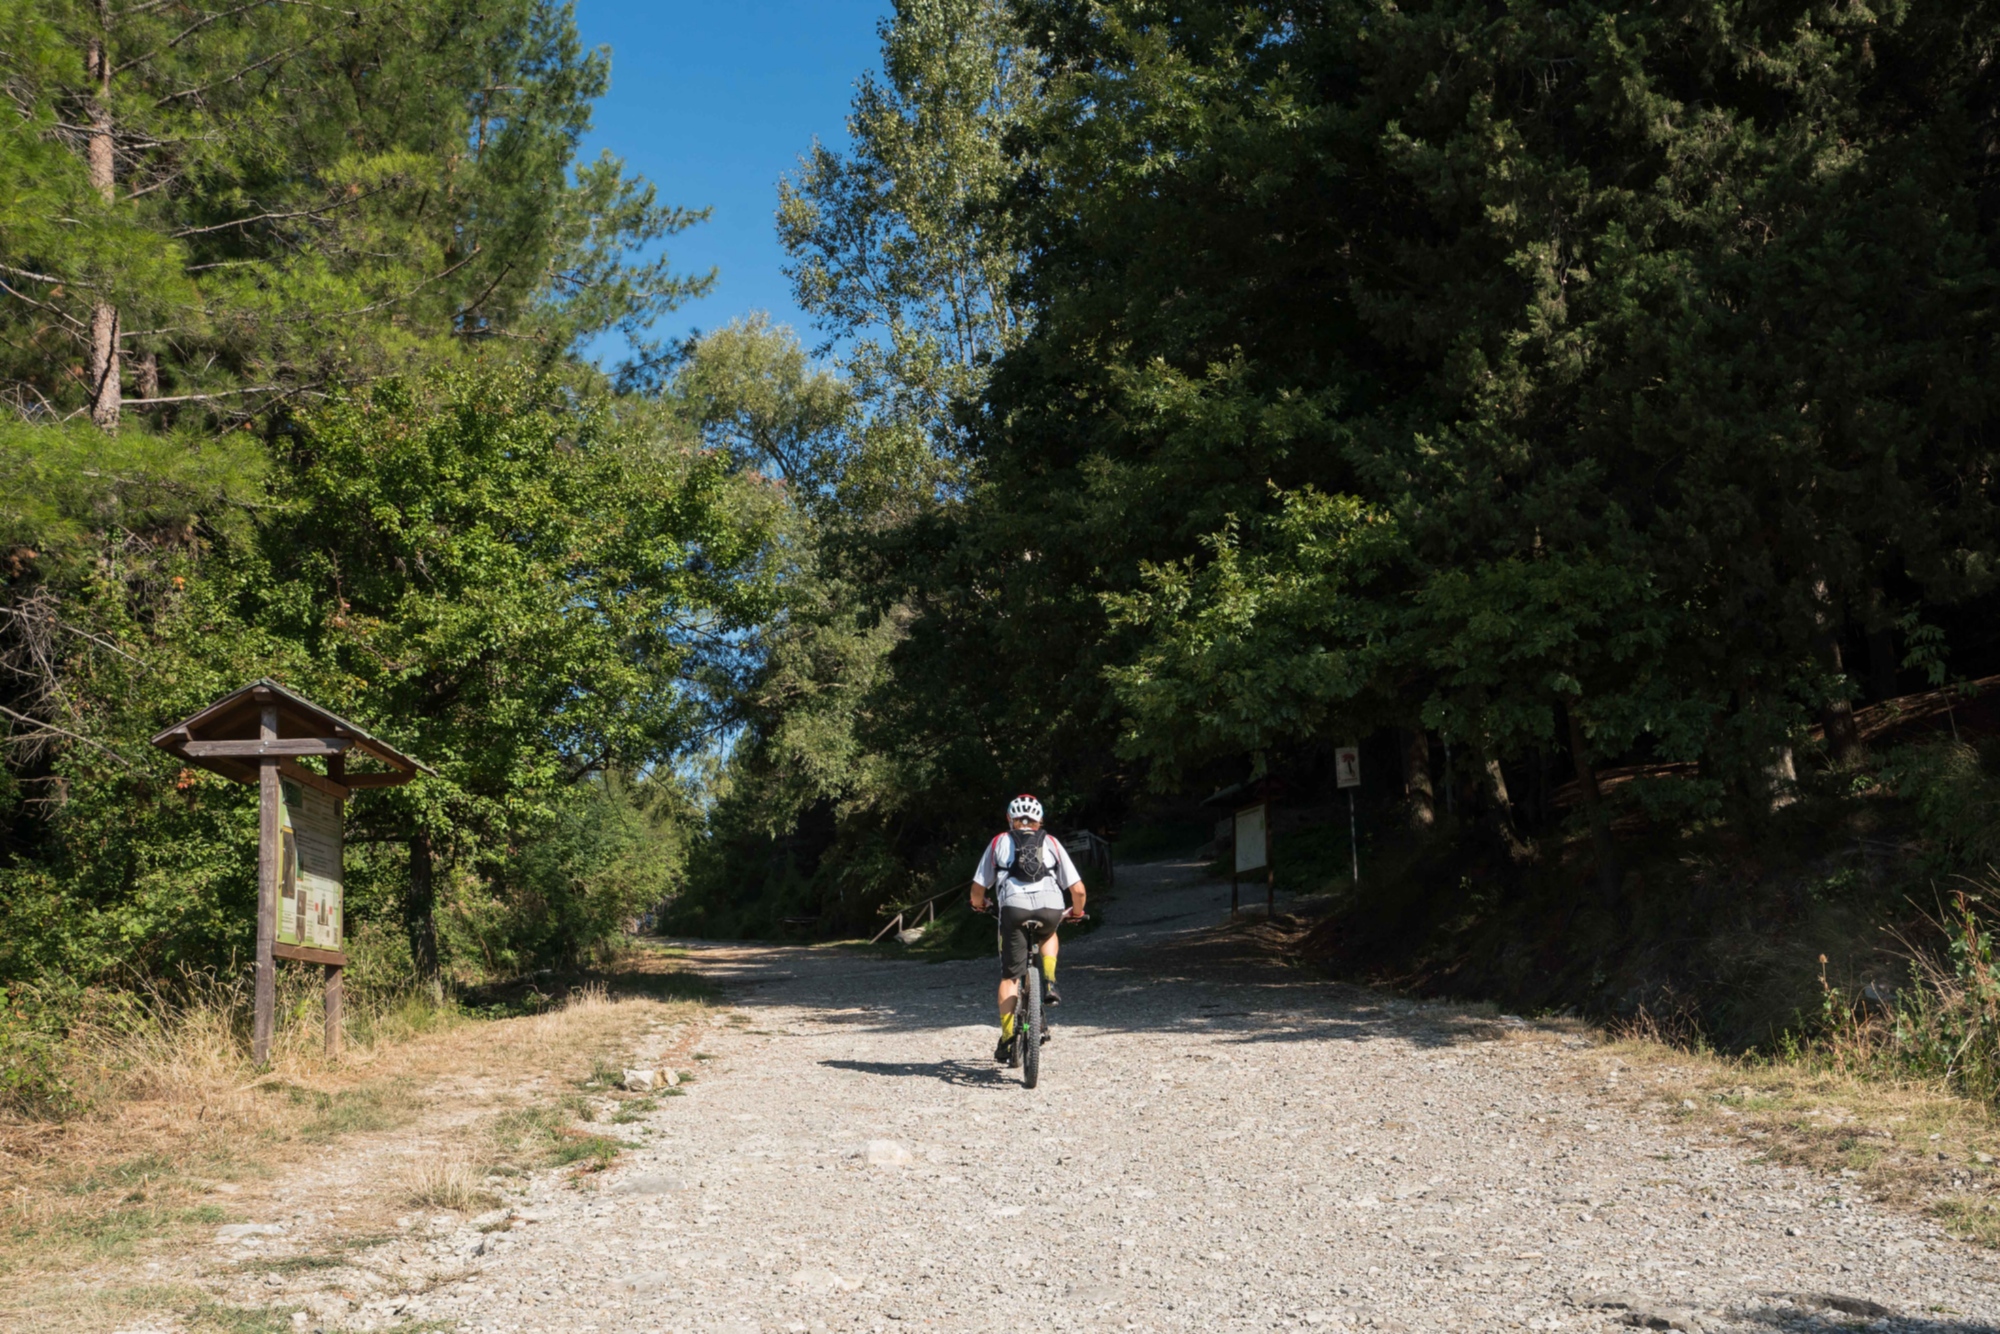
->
[[1021, 966, 1042, 1088]]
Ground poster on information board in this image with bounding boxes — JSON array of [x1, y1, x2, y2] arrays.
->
[[277, 778, 343, 951], [1234, 803, 1268, 873]]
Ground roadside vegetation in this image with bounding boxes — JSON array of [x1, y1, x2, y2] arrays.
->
[[0, 945, 711, 1331], [9, 0, 2000, 1274]]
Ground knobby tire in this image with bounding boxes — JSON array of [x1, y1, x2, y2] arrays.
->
[[1022, 966, 1042, 1089]]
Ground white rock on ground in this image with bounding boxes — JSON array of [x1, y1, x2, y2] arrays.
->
[[361, 860, 2000, 1333], [864, 1138, 913, 1167], [213, 1222, 286, 1242]]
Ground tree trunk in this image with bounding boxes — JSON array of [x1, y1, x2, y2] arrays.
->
[[1812, 579, 1860, 762], [406, 831, 441, 1000], [1401, 728, 1434, 831], [1565, 705, 1622, 913], [1484, 755, 1533, 860], [1767, 744, 1799, 809], [1486, 756, 1513, 813], [85, 36, 120, 431], [1865, 587, 1898, 701], [1868, 626, 1898, 702], [88, 303, 120, 429]]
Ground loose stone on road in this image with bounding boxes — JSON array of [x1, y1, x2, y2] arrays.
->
[[388, 860, 2000, 1333]]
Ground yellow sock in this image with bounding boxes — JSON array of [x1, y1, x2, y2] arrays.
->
[[1041, 953, 1056, 984], [1000, 1012, 1016, 1038]]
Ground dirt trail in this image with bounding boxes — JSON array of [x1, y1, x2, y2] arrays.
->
[[323, 862, 1998, 1332]]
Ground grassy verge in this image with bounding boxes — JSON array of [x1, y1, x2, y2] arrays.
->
[[1595, 1032, 2000, 1246], [0, 940, 714, 1333], [1242, 888, 2000, 1248]]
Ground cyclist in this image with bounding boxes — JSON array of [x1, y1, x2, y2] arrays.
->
[[969, 794, 1087, 1064]]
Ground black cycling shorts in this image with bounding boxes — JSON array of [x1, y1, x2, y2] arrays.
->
[[998, 905, 1066, 980]]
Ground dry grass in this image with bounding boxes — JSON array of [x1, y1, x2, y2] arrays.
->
[[0, 945, 713, 1334], [399, 1144, 496, 1213], [1592, 1028, 2000, 1247], [1578, 890, 2000, 1246]]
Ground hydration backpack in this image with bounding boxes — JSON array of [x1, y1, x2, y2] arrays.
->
[[1004, 829, 1052, 883]]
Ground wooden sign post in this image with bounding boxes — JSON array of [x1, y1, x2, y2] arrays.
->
[[152, 679, 429, 1064], [1233, 802, 1271, 920]]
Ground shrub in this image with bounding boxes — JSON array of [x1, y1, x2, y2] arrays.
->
[[1814, 887, 2000, 1104], [1879, 740, 2000, 874]]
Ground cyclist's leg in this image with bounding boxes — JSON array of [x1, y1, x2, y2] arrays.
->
[[996, 907, 1033, 1051], [1031, 907, 1065, 1002]]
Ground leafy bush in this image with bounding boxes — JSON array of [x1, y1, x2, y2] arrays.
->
[[1879, 741, 2000, 873], [0, 984, 77, 1118], [1812, 889, 2000, 1104], [1889, 894, 2000, 1104], [466, 774, 687, 974]]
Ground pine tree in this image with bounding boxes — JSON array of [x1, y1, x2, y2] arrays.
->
[[0, 0, 706, 429]]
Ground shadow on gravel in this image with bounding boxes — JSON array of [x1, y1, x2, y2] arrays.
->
[[1734, 1302, 1999, 1333], [819, 1058, 1009, 1088], [669, 862, 1521, 1051]]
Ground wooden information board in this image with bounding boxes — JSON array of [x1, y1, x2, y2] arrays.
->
[[279, 776, 344, 952], [151, 679, 428, 1063]]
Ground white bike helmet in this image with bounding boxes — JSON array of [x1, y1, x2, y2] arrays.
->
[[1007, 793, 1044, 823]]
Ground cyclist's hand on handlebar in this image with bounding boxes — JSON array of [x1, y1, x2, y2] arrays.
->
[[1064, 905, 1085, 921]]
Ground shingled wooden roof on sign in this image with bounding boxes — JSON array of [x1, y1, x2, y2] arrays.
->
[[150, 678, 432, 788]]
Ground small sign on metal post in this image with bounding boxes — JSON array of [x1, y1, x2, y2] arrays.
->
[[1336, 745, 1361, 884]]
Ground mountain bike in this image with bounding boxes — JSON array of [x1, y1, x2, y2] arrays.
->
[[984, 906, 1051, 1089]]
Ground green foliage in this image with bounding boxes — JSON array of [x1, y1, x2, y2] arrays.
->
[[1, 368, 775, 999], [0, 0, 706, 425], [1880, 741, 2000, 875], [974, 0, 1991, 804], [470, 774, 691, 974], [0, 0, 744, 1017], [264, 367, 773, 845], [1106, 490, 1400, 784], [0, 983, 74, 1117], [778, 0, 1034, 469], [670, 314, 853, 503], [1893, 895, 2000, 1105], [1808, 890, 2000, 1107]]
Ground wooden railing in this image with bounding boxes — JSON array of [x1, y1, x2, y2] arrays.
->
[[870, 881, 973, 944], [1067, 829, 1116, 887], [867, 829, 1117, 943]]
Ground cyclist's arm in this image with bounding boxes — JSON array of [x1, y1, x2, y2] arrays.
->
[[1063, 878, 1087, 919], [1050, 837, 1087, 918], [970, 838, 1000, 912]]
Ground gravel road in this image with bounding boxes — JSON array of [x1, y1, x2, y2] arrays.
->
[[382, 859, 2000, 1334]]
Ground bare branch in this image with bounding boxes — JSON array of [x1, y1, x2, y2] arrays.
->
[[170, 183, 389, 239], [0, 263, 68, 287], [0, 279, 88, 332], [0, 605, 148, 668], [122, 384, 278, 406], [0, 704, 134, 768], [116, 1, 283, 76]]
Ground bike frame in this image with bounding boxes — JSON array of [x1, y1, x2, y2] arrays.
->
[[991, 907, 1052, 1087]]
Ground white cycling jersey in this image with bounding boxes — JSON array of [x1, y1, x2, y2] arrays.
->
[[973, 831, 1081, 913]]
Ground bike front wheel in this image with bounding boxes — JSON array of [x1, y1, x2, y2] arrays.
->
[[1021, 966, 1042, 1089]]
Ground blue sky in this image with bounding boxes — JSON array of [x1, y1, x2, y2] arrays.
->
[[575, 1, 893, 364]]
